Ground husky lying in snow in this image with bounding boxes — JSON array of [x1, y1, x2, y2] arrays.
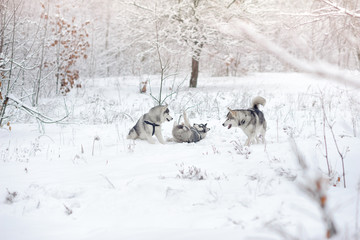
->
[[222, 96, 267, 146], [172, 111, 210, 143], [127, 105, 173, 144]]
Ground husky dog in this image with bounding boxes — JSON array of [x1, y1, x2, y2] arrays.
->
[[222, 96, 267, 146], [172, 111, 210, 143], [127, 105, 173, 144]]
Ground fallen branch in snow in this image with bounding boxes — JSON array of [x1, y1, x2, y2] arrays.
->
[[100, 174, 116, 189], [5, 94, 70, 124], [63, 204, 73, 215], [219, 20, 360, 89]]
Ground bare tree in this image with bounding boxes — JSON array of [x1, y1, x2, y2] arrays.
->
[[32, 0, 50, 106], [0, 0, 22, 127]]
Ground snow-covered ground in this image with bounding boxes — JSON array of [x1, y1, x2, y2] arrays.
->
[[1, 73, 359, 240]]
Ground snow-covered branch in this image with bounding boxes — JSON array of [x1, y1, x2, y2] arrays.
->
[[319, 0, 360, 18], [219, 19, 360, 89], [7, 94, 70, 124]]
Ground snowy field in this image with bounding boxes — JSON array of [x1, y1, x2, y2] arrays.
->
[[0, 73, 359, 240]]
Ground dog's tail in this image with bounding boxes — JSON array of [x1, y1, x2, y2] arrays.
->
[[251, 96, 266, 110], [127, 127, 138, 140]]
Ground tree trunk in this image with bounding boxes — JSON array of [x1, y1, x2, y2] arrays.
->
[[105, 3, 110, 77], [190, 56, 199, 88], [189, 41, 203, 88], [0, 96, 9, 127]]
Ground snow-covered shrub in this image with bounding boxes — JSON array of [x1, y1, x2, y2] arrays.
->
[[5, 189, 18, 204], [176, 163, 207, 181], [231, 139, 251, 159]]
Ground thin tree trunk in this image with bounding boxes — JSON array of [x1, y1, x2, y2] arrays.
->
[[0, 96, 9, 126], [34, 1, 49, 106], [0, 2, 16, 126], [105, 3, 110, 77], [56, 35, 61, 94], [0, 2, 6, 126]]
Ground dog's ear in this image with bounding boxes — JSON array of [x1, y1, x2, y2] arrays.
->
[[227, 107, 236, 116]]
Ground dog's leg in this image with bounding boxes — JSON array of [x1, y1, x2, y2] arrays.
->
[[183, 126, 190, 131], [183, 111, 191, 128], [260, 127, 266, 143], [154, 128, 166, 144], [262, 132, 267, 145], [246, 131, 257, 146], [262, 133, 267, 151], [146, 135, 156, 144], [245, 138, 251, 146]]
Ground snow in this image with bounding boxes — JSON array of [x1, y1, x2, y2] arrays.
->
[[1, 73, 359, 240]]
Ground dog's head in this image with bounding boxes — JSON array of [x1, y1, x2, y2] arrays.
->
[[162, 105, 173, 122], [193, 123, 210, 138], [222, 108, 237, 129], [193, 123, 210, 133], [149, 104, 173, 123], [222, 108, 247, 129]]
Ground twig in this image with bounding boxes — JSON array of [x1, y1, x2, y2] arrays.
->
[[100, 174, 116, 189], [321, 97, 347, 188], [63, 204, 73, 215], [92, 135, 100, 156], [321, 98, 331, 177]]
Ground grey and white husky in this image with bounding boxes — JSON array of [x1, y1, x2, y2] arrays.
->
[[127, 105, 173, 144], [172, 111, 210, 143], [222, 96, 267, 146]]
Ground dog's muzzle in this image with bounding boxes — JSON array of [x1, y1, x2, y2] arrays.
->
[[222, 123, 232, 129], [167, 117, 173, 122]]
